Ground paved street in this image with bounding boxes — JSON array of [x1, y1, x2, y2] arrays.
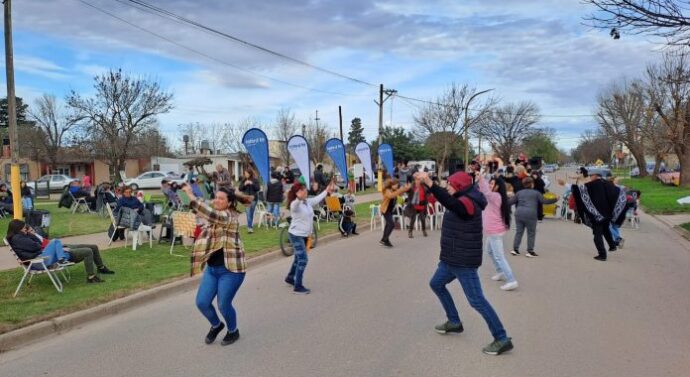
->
[[1, 198, 689, 377]]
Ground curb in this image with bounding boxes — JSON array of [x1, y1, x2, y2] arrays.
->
[[650, 213, 690, 241], [0, 223, 374, 353]]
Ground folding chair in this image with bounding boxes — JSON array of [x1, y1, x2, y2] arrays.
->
[[5, 238, 69, 297], [69, 192, 91, 214], [325, 196, 343, 222], [169, 211, 197, 256], [178, 191, 192, 210]]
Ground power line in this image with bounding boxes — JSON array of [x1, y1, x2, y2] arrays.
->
[[394, 93, 596, 119], [117, 0, 377, 87], [77, 0, 370, 97]]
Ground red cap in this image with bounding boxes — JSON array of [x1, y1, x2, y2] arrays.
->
[[448, 172, 473, 192]]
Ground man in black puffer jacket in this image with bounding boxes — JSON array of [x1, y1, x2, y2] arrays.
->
[[417, 171, 514, 356]]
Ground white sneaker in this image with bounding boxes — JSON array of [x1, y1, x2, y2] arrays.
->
[[500, 281, 519, 291], [491, 273, 506, 281]]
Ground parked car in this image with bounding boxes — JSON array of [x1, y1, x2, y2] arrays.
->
[[26, 174, 79, 193], [543, 164, 556, 173], [124, 171, 185, 190]]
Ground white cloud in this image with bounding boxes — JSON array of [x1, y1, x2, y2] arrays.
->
[[11, 56, 69, 80]]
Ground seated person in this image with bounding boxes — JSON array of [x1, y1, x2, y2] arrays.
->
[[69, 181, 97, 210], [116, 187, 153, 226], [0, 183, 14, 213], [161, 179, 181, 208], [338, 206, 358, 237], [343, 189, 356, 208], [7, 219, 114, 283], [190, 178, 204, 198]]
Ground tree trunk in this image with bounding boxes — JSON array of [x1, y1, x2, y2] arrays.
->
[[652, 155, 662, 179], [679, 148, 690, 187], [630, 147, 647, 178]]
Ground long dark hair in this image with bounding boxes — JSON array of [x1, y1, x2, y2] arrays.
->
[[491, 177, 511, 228], [7, 219, 26, 241]]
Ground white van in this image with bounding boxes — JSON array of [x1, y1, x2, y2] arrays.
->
[[407, 160, 436, 174]]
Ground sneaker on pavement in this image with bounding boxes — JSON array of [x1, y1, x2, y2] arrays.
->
[[593, 255, 607, 261], [525, 251, 538, 258], [482, 338, 514, 355], [383, 240, 394, 248], [618, 238, 625, 249], [285, 276, 295, 286], [221, 329, 240, 346], [510, 250, 520, 256], [491, 273, 506, 281], [434, 321, 464, 334], [500, 281, 519, 291], [205, 323, 225, 344], [293, 286, 311, 294]]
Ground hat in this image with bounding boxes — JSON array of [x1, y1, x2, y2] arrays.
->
[[448, 172, 473, 192], [588, 168, 604, 177]]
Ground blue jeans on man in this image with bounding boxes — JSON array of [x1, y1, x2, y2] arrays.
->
[[267, 202, 281, 227], [246, 200, 258, 231], [195, 265, 246, 332], [429, 261, 508, 341]]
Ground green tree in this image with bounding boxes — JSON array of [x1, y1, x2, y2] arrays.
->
[[347, 117, 366, 151], [0, 96, 29, 128], [371, 126, 427, 163], [521, 129, 560, 163]]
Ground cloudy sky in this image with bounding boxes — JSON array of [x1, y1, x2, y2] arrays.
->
[[1, 0, 662, 150]]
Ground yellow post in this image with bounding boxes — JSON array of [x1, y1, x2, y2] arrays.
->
[[11, 164, 21, 219], [377, 168, 383, 192]]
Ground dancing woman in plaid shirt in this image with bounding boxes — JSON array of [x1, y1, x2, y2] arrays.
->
[[181, 184, 253, 346]]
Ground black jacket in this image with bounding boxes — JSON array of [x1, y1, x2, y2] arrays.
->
[[240, 178, 260, 200], [314, 169, 328, 188], [428, 183, 487, 268], [266, 179, 284, 203], [9, 233, 43, 261], [572, 178, 626, 227]]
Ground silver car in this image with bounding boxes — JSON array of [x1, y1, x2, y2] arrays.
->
[[26, 174, 79, 193]]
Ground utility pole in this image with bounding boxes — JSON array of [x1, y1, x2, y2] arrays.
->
[[302, 124, 306, 136], [463, 88, 494, 170], [4, 0, 21, 218], [374, 84, 397, 191], [314, 110, 320, 128], [338, 106, 343, 141]]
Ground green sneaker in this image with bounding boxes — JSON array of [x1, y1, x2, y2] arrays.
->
[[482, 338, 514, 355], [434, 321, 464, 334]]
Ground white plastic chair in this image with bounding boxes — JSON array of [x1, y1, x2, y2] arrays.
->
[[106, 204, 132, 247], [433, 202, 445, 228], [369, 204, 382, 230], [256, 201, 271, 229], [392, 205, 406, 230]]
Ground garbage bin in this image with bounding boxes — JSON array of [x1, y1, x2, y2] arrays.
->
[[24, 209, 51, 237], [542, 192, 558, 218]]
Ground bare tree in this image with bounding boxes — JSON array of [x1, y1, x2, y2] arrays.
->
[[273, 108, 297, 165], [584, 0, 690, 46], [595, 79, 648, 176], [67, 69, 173, 181], [27, 94, 78, 169], [304, 119, 332, 165], [177, 122, 203, 155], [413, 83, 495, 173], [483, 102, 541, 163], [647, 51, 690, 186], [572, 130, 612, 164]]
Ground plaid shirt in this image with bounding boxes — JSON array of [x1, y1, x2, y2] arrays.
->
[[189, 200, 246, 276]]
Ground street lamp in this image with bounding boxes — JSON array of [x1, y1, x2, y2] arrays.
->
[[463, 88, 494, 169]]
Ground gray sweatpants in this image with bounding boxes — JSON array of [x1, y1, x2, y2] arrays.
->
[[513, 216, 537, 252]]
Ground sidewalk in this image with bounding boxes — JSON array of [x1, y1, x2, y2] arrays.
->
[[0, 192, 384, 272]]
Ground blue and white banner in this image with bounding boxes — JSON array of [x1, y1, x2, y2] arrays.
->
[[325, 138, 348, 185], [355, 142, 374, 181], [377, 143, 394, 176], [287, 135, 311, 188], [241, 128, 270, 185]]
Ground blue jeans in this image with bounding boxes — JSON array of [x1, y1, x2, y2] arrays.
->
[[429, 261, 508, 341], [609, 223, 621, 242], [195, 265, 246, 331], [486, 234, 516, 283], [287, 233, 308, 288], [33, 239, 68, 270], [246, 201, 257, 230], [267, 202, 281, 226]]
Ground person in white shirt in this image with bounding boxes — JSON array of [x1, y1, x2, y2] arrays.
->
[[284, 180, 335, 294]]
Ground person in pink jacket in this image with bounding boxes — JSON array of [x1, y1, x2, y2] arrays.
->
[[478, 173, 518, 291]]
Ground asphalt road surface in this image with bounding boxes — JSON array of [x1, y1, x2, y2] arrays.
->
[[1, 187, 689, 376]]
